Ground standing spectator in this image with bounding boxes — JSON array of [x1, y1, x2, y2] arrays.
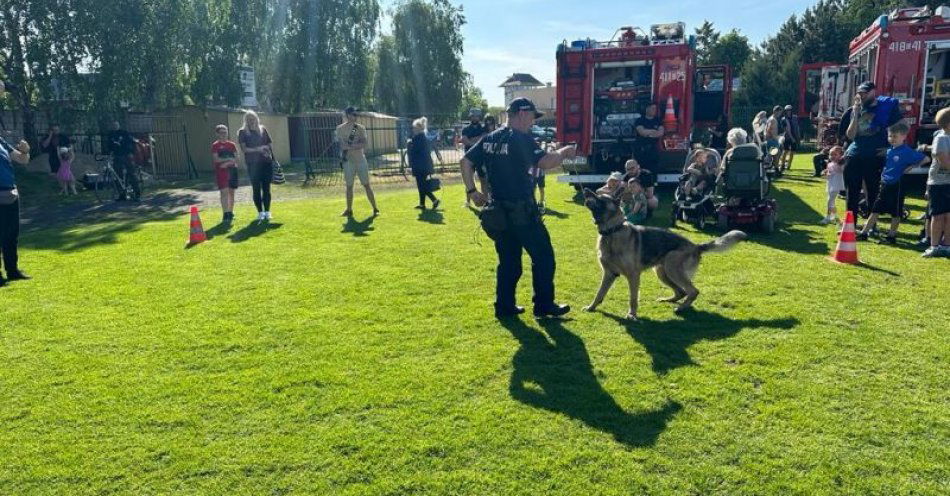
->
[[484, 115, 498, 133], [238, 110, 275, 222], [856, 122, 928, 244], [211, 124, 239, 223], [56, 147, 78, 195], [336, 107, 379, 217], [751, 111, 769, 146], [0, 86, 32, 286], [106, 120, 140, 202], [820, 146, 846, 225], [918, 107, 950, 257], [41, 124, 71, 176], [765, 106, 784, 152], [709, 114, 729, 151], [781, 105, 800, 169], [461, 109, 487, 206], [634, 102, 664, 173], [407, 117, 440, 210], [839, 82, 903, 222]]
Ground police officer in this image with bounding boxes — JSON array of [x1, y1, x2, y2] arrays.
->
[[461, 97, 576, 318]]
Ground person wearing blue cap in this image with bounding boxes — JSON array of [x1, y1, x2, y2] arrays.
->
[[461, 97, 577, 319], [838, 81, 904, 221], [0, 80, 33, 286]]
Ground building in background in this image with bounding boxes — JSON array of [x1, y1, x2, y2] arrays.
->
[[499, 73, 556, 126]]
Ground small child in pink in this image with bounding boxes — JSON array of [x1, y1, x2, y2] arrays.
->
[[56, 147, 78, 195], [820, 146, 845, 225]]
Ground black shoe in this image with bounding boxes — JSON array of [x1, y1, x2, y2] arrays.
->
[[432, 199, 441, 210], [855, 232, 869, 241], [415, 205, 425, 210], [533, 303, 571, 318], [7, 271, 30, 281], [0, 277, 6, 287], [880, 235, 897, 245], [494, 305, 525, 318]]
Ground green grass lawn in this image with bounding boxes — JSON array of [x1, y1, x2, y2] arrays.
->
[[2, 156, 948, 495]]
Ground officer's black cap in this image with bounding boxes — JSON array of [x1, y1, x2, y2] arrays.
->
[[344, 106, 359, 115], [506, 97, 544, 118], [857, 81, 876, 93]]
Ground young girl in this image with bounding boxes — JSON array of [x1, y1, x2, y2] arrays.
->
[[212, 125, 239, 222], [820, 145, 845, 225], [622, 179, 648, 225], [56, 147, 78, 195]]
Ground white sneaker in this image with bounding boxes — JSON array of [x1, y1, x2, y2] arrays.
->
[[921, 246, 939, 258], [257, 212, 265, 221], [264, 211, 272, 220]]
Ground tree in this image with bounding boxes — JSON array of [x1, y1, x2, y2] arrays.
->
[[459, 73, 487, 118], [694, 20, 720, 65], [373, 0, 466, 119], [707, 30, 752, 73]]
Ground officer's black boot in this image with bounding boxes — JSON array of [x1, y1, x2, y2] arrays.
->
[[494, 304, 525, 319], [533, 303, 571, 318]]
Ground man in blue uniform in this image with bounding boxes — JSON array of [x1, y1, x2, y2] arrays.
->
[[461, 97, 577, 318]]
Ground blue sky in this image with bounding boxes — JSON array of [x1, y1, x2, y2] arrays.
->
[[384, 0, 811, 106]]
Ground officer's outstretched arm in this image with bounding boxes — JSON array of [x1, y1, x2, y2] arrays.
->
[[538, 145, 577, 171]]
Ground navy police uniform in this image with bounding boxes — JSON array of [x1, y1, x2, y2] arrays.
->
[[464, 109, 560, 316]]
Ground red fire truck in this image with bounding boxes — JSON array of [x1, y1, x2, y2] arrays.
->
[[555, 23, 732, 185], [799, 5, 950, 175]]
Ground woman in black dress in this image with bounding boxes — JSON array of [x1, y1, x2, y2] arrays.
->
[[407, 117, 440, 210]]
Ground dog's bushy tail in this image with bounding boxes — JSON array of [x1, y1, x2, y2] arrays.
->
[[699, 230, 747, 254]]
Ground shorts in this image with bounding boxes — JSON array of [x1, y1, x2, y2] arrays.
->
[[871, 181, 904, 217], [781, 136, 798, 151], [215, 166, 239, 190], [928, 183, 950, 216], [344, 155, 370, 187]]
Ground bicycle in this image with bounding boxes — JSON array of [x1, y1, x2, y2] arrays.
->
[[89, 155, 143, 203]]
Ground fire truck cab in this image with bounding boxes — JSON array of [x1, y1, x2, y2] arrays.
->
[[556, 23, 732, 185], [799, 5, 950, 175]]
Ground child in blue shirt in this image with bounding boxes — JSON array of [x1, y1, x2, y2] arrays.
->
[[857, 121, 929, 244]]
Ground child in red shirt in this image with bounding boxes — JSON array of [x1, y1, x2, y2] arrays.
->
[[211, 124, 239, 222]]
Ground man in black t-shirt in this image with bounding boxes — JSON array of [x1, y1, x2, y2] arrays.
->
[[40, 124, 72, 174], [461, 109, 487, 152], [622, 158, 659, 211], [461, 98, 577, 319], [106, 120, 140, 201], [634, 103, 664, 171]]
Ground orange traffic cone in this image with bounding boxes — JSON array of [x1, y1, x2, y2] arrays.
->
[[188, 206, 207, 245], [830, 210, 860, 264], [663, 94, 677, 132]]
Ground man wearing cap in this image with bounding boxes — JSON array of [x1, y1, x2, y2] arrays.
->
[[461, 97, 576, 319], [336, 106, 379, 217], [0, 80, 34, 286], [461, 109, 487, 206], [838, 82, 904, 219], [780, 104, 800, 170]]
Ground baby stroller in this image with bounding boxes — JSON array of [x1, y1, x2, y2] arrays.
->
[[716, 143, 778, 233], [671, 147, 720, 229]]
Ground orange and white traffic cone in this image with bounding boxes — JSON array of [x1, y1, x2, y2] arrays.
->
[[663, 94, 677, 132], [830, 210, 860, 264], [188, 206, 207, 245]]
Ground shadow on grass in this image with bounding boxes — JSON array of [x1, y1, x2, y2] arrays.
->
[[227, 221, 283, 243], [500, 318, 682, 447], [602, 309, 799, 375], [738, 182, 830, 255], [341, 215, 376, 237], [205, 221, 233, 240], [19, 189, 201, 252], [543, 207, 569, 219], [417, 209, 444, 224]]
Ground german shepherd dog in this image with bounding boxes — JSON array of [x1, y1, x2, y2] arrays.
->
[[582, 189, 746, 320]]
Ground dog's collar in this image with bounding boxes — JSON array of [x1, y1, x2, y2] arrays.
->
[[598, 223, 627, 237]]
